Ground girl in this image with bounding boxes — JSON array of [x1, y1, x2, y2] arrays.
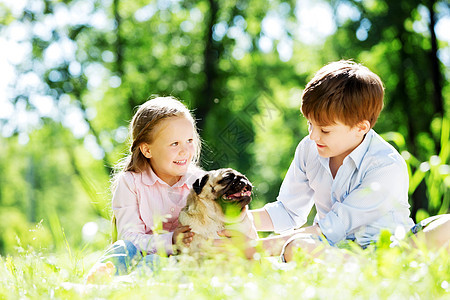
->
[[86, 96, 205, 283]]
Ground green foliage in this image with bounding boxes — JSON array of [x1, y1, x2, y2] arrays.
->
[[0, 0, 448, 254], [0, 124, 111, 254], [382, 117, 450, 221]]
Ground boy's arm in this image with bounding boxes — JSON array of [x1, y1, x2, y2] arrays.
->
[[318, 161, 410, 245], [250, 208, 275, 231], [218, 223, 322, 257], [261, 139, 315, 234], [245, 138, 315, 235], [258, 224, 322, 256], [250, 208, 322, 234]]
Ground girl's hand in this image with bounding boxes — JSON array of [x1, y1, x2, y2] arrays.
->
[[172, 225, 195, 247], [217, 229, 236, 238]]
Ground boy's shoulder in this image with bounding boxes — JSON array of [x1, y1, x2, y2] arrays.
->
[[359, 130, 406, 169]]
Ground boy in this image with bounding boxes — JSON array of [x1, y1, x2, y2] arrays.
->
[[248, 60, 416, 260]]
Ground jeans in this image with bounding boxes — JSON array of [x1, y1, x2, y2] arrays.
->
[[97, 240, 161, 276]]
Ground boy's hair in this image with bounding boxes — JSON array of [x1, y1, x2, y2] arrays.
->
[[115, 96, 201, 177], [301, 60, 384, 128]]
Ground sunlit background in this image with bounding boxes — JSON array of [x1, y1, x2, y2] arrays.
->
[[0, 0, 448, 255]]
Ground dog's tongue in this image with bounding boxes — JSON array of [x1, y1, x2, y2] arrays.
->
[[228, 190, 252, 198]]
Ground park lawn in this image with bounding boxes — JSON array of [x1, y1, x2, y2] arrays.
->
[[1, 234, 449, 299]]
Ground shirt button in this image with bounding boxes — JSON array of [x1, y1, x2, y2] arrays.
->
[[170, 207, 175, 212]]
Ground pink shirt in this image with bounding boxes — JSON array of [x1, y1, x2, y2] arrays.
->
[[112, 165, 204, 255]]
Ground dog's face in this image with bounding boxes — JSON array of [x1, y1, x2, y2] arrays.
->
[[193, 168, 252, 212]]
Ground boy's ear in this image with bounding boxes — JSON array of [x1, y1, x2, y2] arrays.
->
[[356, 120, 371, 135], [140, 143, 152, 158]]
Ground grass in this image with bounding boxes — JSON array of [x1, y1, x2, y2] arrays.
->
[[1, 237, 449, 299], [1, 118, 448, 299]]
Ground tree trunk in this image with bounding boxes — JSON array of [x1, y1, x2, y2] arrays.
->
[[197, 0, 219, 131], [427, 0, 444, 119], [113, 0, 124, 79]]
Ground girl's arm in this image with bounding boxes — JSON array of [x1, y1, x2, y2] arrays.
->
[[113, 172, 174, 255]]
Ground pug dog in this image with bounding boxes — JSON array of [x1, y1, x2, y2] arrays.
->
[[178, 168, 258, 251]]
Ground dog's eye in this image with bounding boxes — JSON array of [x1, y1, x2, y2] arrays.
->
[[218, 173, 234, 183]]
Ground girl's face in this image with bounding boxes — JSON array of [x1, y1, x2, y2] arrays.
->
[[140, 116, 196, 186]]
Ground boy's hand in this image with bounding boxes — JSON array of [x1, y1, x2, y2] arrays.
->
[[216, 229, 257, 260], [172, 225, 195, 247], [298, 224, 322, 236]]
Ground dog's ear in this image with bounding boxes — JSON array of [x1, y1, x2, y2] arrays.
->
[[193, 174, 209, 195]]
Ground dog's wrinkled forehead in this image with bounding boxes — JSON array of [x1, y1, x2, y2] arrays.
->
[[216, 169, 241, 185], [214, 168, 252, 194], [192, 168, 250, 196]]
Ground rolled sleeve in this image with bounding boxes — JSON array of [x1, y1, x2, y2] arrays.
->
[[265, 201, 297, 234], [318, 211, 346, 245], [264, 139, 315, 234]]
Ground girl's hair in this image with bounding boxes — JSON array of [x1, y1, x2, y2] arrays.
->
[[110, 96, 200, 241], [301, 60, 384, 128], [112, 96, 201, 186]]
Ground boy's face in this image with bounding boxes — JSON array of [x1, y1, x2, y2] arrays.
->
[[307, 119, 368, 163]]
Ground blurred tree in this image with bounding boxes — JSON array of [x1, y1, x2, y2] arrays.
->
[[324, 0, 449, 218], [0, 0, 448, 253]]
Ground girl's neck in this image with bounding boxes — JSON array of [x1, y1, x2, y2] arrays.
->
[[149, 166, 183, 186], [167, 177, 182, 186], [159, 174, 182, 186]]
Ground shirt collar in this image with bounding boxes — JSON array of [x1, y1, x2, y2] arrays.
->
[[140, 165, 201, 188], [316, 129, 374, 171], [346, 129, 374, 170]]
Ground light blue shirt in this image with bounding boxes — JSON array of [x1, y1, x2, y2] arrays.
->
[[265, 129, 414, 247]]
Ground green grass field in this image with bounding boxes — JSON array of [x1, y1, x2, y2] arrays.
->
[[1, 123, 448, 299], [1, 235, 449, 299]]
